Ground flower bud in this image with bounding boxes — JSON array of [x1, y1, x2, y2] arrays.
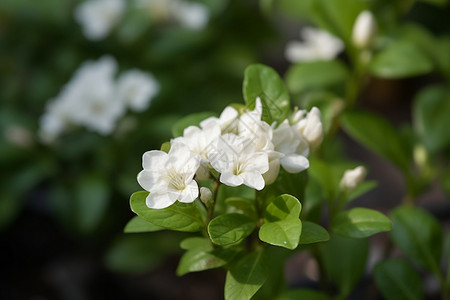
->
[[340, 166, 367, 192], [352, 10, 377, 49], [296, 107, 323, 149], [200, 187, 213, 206]]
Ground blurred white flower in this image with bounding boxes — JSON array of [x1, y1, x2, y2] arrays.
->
[[171, 0, 209, 30], [137, 142, 201, 209], [352, 10, 377, 49], [75, 0, 125, 41], [285, 27, 344, 63], [117, 70, 160, 112], [210, 133, 269, 190], [292, 107, 323, 149], [340, 166, 367, 192]]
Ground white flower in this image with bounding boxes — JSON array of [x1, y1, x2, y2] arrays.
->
[[285, 27, 344, 63], [137, 142, 201, 209], [171, 0, 209, 30], [292, 107, 323, 148], [352, 10, 377, 49], [117, 69, 160, 112], [200, 187, 213, 205], [340, 166, 367, 192], [200, 106, 239, 134], [75, 0, 125, 41], [39, 96, 77, 143], [210, 133, 269, 190]]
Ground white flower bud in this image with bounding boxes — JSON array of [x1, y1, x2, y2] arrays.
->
[[295, 107, 323, 149], [352, 10, 377, 49], [200, 187, 213, 205], [340, 166, 367, 192]]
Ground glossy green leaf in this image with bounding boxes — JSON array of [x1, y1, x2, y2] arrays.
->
[[225, 197, 258, 219], [374, 259, 424, 300], [391, 206, 442, 272], [369, 41, 433, 78], [341, 110, 411, 172], [299, 221, 329, 244], [321, 234, 369, 298], [413, 85, 450, 153], [177, 248, 237, 276], [331, 208, 392, 238], [285, 60, 349, 94], [208, 213, 256, 245], [243, 64, 290, 124], [171, 111, 216, 137], [180, 237, 213, 251], [259, 194, 302, 249], [225, 251, 269, 300], [124, 216, 164, 233], [130, 191, 205, 232], [276, 289, 330, 300]]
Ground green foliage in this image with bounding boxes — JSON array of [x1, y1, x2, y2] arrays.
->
[[124, 216, 164, 233], [225, 197, 258, 220], [391, 206, 442, 273], [208, 213, 256, 246], [299, 221, 329, 245], [374, 258, 424, 300], [243, 64, 290, 124], [177, 247, 238, 276], [276, 289, 330, 300], [259, 194, 302, 249], [130, 191, 206, 232], [225, 251, 269, 300], [331, 208, 392, 238]]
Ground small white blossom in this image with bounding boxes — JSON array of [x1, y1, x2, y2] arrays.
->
[[75, 0, 125, 41], [171, 0, 209, 30], [210, 133, 269, 190], [137, 142, 201, 209], [292, 107, 323, 149], [200, 106, 239, 134], [117, 69, 160, 112], [352, 10, 377, 49], [340, 166, 367, 192], [285, 27, 344, 63], [200, 187, 213, 205]]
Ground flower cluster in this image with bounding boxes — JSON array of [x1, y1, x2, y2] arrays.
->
[[39, 56, 159, 142], [137, 99, 323, 209], [75, 0, 210, 41]]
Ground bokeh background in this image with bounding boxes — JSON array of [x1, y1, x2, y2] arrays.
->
[[1, 0, 450, 299]]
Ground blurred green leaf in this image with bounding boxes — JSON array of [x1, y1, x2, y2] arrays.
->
[[346, 180, 377, 203], [130, 191, 205, 232], [299, 221, 329, 244], [417, 0, 449, 6], [259, 194, 302, 249], [391, 206, 442, 272], [276, 289, 330, 300], [177, 247, 238, 276], [243, 64, 290, 125], [285, 60, 349, 95], [341, 110, 411, 172], [374, 258, 424, 300], [124, 216, 164, 233], [369, 41, 433, 78], [0, 192, 22, 230], [225, 251, 269, 300], [226, 197, 258, 220], [208, 213, 256, 246], [331, 208, 392, 238], [321, 234, 369, 298], [413, 84, 450, 153], [180, 237, 213, 251], [172, 112, 217, 137]]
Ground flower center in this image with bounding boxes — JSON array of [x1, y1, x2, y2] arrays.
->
[[167, 169, 186, 190], [233, 159, 246, 175]]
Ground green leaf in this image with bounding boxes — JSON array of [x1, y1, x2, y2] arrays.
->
[[177, 248, 238, 276], [225, 251, 269, 300], [243, 64, 290, 124], [75, 174, 110, 234], [346, 180, 377, 203], [321, 234, 369, 298], [413, 85, 450, 153], [226, 197, 258, 220], [180, 237, 213, 251], [171, 112, 216, 137], [259, 194, 302, 249], [285, 60, 349, 95], [341, 110, 411, 172], [276, 289, 330, 300], [124, 216, 164, 233], [391, 206, 442, 272], [299, 221, 329, 244], [374, 258, 424, 300], [208, 213, 256, 245], [369, 41, 433, 78], [331, 208, 392, 238], [130, 191, 205, 232]]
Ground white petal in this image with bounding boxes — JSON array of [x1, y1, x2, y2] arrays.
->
[[137, 170, 161, 191], [142, 150, 168, 170], [178, 181, 199, 203], [263, 157, 281, 185], [241, 171, 265, 191], [220, 171, 244, 187], [247, 152, 269, 174], [169, 142, 193, 170], [280, 154, 310, 173], [146, 192, 177, 209]]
